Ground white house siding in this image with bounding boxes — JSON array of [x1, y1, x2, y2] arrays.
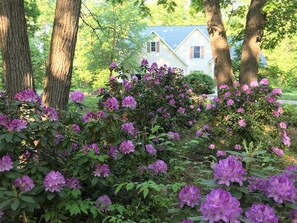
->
[[175, 29, 214, 78], [142, 33, 187, 73]]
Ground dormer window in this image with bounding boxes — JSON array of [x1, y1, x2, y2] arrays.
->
[[190, 46, 204, 59], [147, 41, 160, 53]]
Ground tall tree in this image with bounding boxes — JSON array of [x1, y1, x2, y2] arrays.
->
[[239, 0, 266, 85], [42, 0, 81, 110], [202, 0, 234, 87], [0, 0, 34, 99]]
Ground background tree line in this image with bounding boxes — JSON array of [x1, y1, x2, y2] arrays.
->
[[0, 0, 296, 110]]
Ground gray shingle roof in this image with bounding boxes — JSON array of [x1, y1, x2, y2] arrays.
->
[[143, 25, 209, 50]]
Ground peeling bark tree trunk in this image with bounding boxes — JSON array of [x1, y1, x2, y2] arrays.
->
[[203, 0, 234, 88], [0, 0, 34, 100], [239, 0, 266, 85], [42, 0, 81, 110]]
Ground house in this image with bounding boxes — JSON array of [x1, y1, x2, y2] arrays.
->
[[142, 25, 267, 79]]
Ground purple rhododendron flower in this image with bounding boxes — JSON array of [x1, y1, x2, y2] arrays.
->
[[72, 124, 80, 133], [179, 220, 194, 223], [148, 160, 167, 174], [271, 88, 282, 95], [168, 131, 180, 140], [0, 155, 13, 172], [145, 144, 157, 155], [214, 155, 247, 186], [234, 144, 242, 150], [279, 122, 287, 129], [282, 131, 291, 147], [70, 90, 85, 103], [141, 58, 149, 66], [43, 106, 58, 121], [105, 97, 119, 110], [245, 203, 278, 223], [283, 165, 297, 181], [14, 89, 40, 103], [290, 209, 297, 223], [219, 84, 229, 90], [121, 122, 136, 136], [238, 119, 246, 127], [178, 185, 201, 208], [109, 61, 118, 70], [195, 130, 203, 137], [15, 175, 34, 191], [265, 175, 297, 204], [213, 96, 220, 103], [122, 96, 136, 109], [248, 177, 268, 192], [227, 99, 234, 106], [107, 146, 119, 159], [208, 144, 215, 150], [119, 140, 135, 154], [96, 195, 112, 212], [216, 150, 226, 157], [5, 119, 27, 132], [250, 81, 259, 87], [94, 164, 110, 177], [272, 147, 284, 157], [44, 171, 66, 192], [224, 91, 231, 99], [143, 74, 152, 81], [260, 78, 269, 85], [237, 107, 245, 113], [200, 188, 242, 223], [66, 177, 81, 189], [178, 107, 186, 114], [123, 80, 132, 91], [169, 99, 175, 105], [131, 75, 138, 82], [83, 143, 100, 154]]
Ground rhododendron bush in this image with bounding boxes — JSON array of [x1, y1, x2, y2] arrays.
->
[[0, 61, 296, 223]]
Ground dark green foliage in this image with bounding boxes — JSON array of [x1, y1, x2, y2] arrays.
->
[[184, 72, 215, 94]]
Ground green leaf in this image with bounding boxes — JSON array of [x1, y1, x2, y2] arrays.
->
[[0, 199, 13, 209], [91, 177, 99, 186], [143, 188, 149, 198], [126, 182, 134, 191], [20, 196, 35, 203], [11, 198, 20, 211], [115, 183, 125, 195], [47, 193, 55, 200]]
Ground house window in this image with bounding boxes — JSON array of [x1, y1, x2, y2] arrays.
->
[[190, 46, 204, 59], [147, 42, 160, 53]]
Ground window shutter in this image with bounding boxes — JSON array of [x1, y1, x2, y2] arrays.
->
[[201, 46, 204, 59], [157, 42, 160, 53], [190, 46, 193, 59], [147, 42, 150, 53]]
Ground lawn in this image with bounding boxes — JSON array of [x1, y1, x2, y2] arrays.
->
[[281, 89, 297, 101]]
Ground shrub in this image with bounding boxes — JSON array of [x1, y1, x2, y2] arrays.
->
[[184, 71, 215, 94]]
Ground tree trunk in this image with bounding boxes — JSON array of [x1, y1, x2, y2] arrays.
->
[[0, 0, 34, 100], [203, 0, 234, 88], [239, 0, 266, 85], [42, 0, 81, 110]]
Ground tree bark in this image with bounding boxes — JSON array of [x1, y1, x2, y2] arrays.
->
[[203, 0, 234, 88], [42, 0, 81, 110], [239, 0, 266, 85], [0, 0, 34, 100]]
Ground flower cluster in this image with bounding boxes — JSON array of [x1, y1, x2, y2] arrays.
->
[[105, 97, 119, 110], [65, 177, 81, 189], [214, 155, 247, 186], [70, 90, 85, 103], [178, 185, 201, 208], [96, 195, 112, 212], [148, 160, 167, 174], [200, 188, 242, 223], [122, 96, 136, 109], [168, 131, 180, 140], [119, 140, 135, 154], [83, 143, 100, 154], [93, 164, 110, 177], [179, 220, 194, 223], [245, 203, 278, 223], [121, 122, 136, 136], [0, 155, 13, 172], [0, 116, 27, 132], [44, 171, 66, 192], [145, 144, 157, 155], [14, 89, 40, 103], [15, 175, 35, 191]]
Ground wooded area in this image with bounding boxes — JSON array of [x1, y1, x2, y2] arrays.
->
[[0, 0, 296, 109]]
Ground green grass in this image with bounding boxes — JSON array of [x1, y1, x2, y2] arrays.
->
[[280, 90, 297, 101], [83, 95, 98, 111]]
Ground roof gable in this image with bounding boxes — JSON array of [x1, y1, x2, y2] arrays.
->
[[143, 25, 209, 50]]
